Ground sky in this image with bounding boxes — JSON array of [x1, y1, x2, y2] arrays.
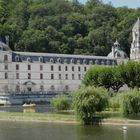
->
[[79, 0, 140, 8]]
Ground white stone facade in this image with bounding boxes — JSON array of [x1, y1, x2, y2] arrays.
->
[[130, 18, 140, 60], [0, 42, 118, 95]]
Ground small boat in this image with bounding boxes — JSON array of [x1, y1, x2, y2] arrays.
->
[[22, 103, 36, 108]]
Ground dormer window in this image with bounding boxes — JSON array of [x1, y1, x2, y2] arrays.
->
[[95, 60, 99, 65], [64, 59, 68, 64], [106, 60, 110, 65], [50, 58, 54, 63], [39, 57, 43, 63], [77, 60, 80, 64], [15, 55, 20, 62], [89, 60, 93, 65], [71, 59, 74, 63], [83, 59, 86, 64], [27, 57, 32, 62], [57, 58, 61, 63]]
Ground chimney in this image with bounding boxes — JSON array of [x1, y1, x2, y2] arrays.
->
[[5, 35, 9, 46]]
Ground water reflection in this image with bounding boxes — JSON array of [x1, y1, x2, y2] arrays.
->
[[0, 121, 139, 140]]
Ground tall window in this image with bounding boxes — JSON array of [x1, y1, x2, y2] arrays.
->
[[72, 74, 75, 80], [65, 85, 69, 91], [16, 64, 19, 70], [59, 74, 62, 80], [72, 66, 74, 71], [65, 74, 68, 80], [65, 66, 68, 71], [40, 85, 44, 91], [78, 74, 81, 80], [51, 85, 55, 91], [28, 65, 31, 70], [78, 66, 80, 71], [5, 65, 8, 70], [40, 73, 43, 79], [51, 74, 54, 79], [84, 67, 87, 72], [51, 65, 54, 71], [58, 65, 61, 71], [40, 65, 43, 71], [4, 55, 8, 61], [28, 73, 31, 79], [16, 73, 19, 79], [5, 73, 8, 79]]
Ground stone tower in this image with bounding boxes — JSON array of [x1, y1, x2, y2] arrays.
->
[[130, 18, 140, 60]]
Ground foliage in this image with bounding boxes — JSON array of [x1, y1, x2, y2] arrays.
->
[[73, 86, 108, 124], [109, 95, 121, 111], [51, 95, 71, 111], [83, 61, 140, 92], [120, 89, 140, 116], [0, 0, 140, 56], [119, 61, 140, 89], [83, 66, 123, 92]]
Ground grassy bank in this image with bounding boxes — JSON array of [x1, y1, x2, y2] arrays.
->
[[0, 112, 77, 123], [0, 111, 140, 125]]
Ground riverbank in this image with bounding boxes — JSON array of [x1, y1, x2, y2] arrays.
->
[[1, 112, 140, 126]]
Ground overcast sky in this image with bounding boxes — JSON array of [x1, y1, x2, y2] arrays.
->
[[79, 0, 140, 8]]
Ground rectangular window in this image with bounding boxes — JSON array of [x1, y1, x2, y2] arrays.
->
[[16, 64, 19, 70], [28, 65, 31, 70], [84, 67, 87, 72], [72, 66, 74, 71], [72, 74, 74, 80], [58, 65, 61, 71], [40, 65, 43, 71], [4, 55, 8, 61], [78, 66, 81, 71], [65, 66, 68, 71], [78, 74, 81, 80], [16, 73, 19, 79], [51, 65, 54, 71], [5, 65, 8, 70], [28, 73, 31, 79], [65, 74, 68, 80], [51, 74, 54, 79], [59, 74, 62, 80], [5, 73, 8, 79], [40, 73, 43, 79]]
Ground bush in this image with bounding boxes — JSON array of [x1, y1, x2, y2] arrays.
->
[[109, 95, 121, 111], [120, 89, 140, 116], [51, 95, 71, 111], [73, 86, 108, 124]]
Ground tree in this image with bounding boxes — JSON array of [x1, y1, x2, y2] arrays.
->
[[51, 95, 71, 111], [73, 86, 108, 124], [119, 61, 140, 89], [110, 66, 124, 92]]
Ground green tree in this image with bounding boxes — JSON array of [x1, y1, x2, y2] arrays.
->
[[73, 86, 108, 124], [51, 95, 71, 111]]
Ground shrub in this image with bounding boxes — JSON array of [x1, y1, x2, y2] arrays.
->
[[120, 89, 140, 116], [51, 95, 71, 111], [109, 95, 121, 111], [73, 86, 108, 124]]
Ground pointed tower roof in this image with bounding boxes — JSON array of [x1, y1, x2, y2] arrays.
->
[[132, 18, 140, 31], [114, 39, 120, 46]]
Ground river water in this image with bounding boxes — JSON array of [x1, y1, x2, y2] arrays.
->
[[0, 121, 139, 140]]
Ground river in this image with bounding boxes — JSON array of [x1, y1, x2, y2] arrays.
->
[[0, 121, 139, 140]]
